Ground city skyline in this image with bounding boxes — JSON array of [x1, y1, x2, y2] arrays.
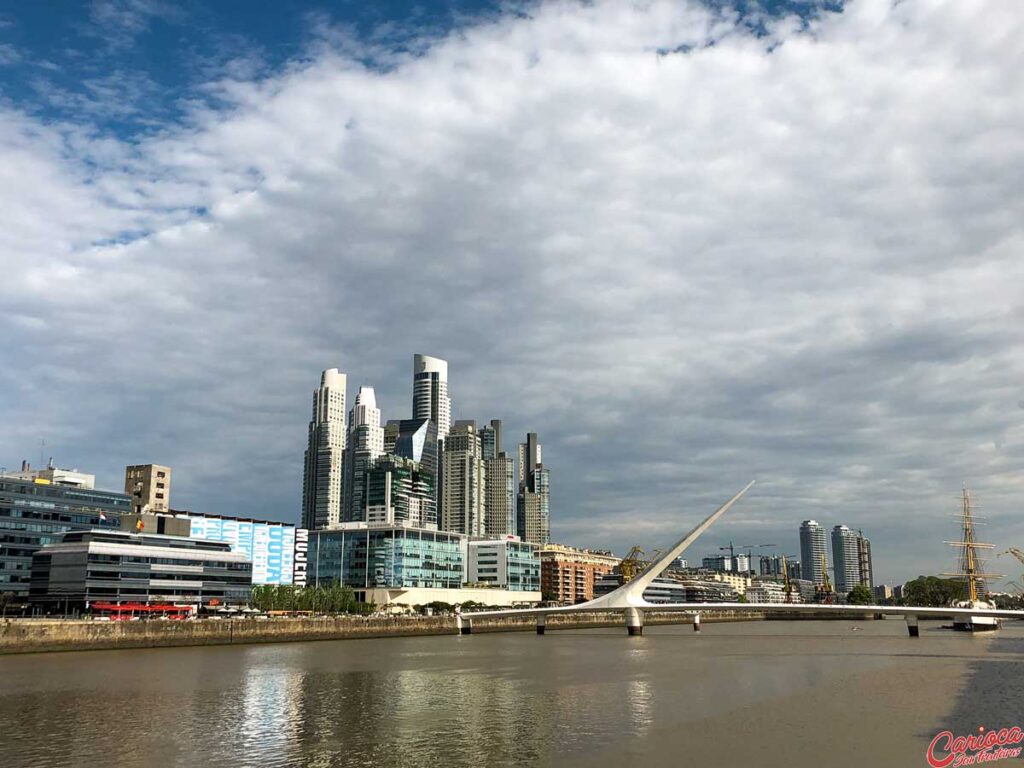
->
[[1, 1, 1022, 586]]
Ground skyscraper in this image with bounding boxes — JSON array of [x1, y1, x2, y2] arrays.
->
[[517, 432, 550, 545], [342, 386, 384, 523], [302, 368, 346, 530], [799, 520, 827, 587], [857, 531, 873, 589], [412, 354, 451, 440], [392, 417, 440, 527], [831, 525, 861, 596], [441, 420, 486, 536], [366, 455, 436, 528], [481, 419, 514, 537]]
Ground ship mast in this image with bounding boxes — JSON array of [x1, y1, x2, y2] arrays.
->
[[942, 487, 1000, 603]]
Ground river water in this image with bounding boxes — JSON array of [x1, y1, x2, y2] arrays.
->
[[1, 619, 1021, 768]]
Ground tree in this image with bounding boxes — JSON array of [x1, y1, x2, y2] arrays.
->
[[846, 584, 873, 605], [900, 576, 966, 607]]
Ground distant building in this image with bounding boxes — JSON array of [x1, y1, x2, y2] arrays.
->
[[365, 455, 437, 528], [517, 433, 550, 545], [412, 354, 451, 441], [594, 572, 688, 603], [874, 584, 893, 602], [124, 464, 172, 514], [0, 475, 129, 598], [857, 532, 873, 589], [305, 523, 539, 608], [442, 421, 486, 536], [746, 580, 791, 603], [8, 460, 95, 489], [342, 386, 385, 523], [29, 529, 252, 610], [302, 368, 347, 530], [172, 510, 297, 585], [702, 555, 732, 572], [481, 420, 515, 537], [540, 544, 620, 604], [800, 520, 828, 586], [710, 572, 751, 596], [467, 538, 540, 593], [759, 554, 785, 578], [791, 578, 817, 602], [832, 525, 861, 596]]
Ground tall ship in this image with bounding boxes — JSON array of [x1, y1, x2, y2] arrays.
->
[[943, 488, 1001, 632]]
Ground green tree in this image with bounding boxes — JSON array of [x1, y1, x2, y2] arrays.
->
[[901, 576, 966, 607], [846, 584, 873, 605]]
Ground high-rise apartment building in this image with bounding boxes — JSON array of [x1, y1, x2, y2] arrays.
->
[[412, 354, 451, 441], [481, 419, 514, 537], [342, 386, 384, 523], [517, 432, 550, 545], [366, 455, 437, 528], [302, 368, 347, 530], [799, 520, 828, 586], [124, 464, 172, 514], [857, 531, 873, 589], [391, 418, 440, 528], [441, 421, 486, 536], [831, 525, 861, 596]]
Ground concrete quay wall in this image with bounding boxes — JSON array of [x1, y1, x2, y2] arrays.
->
[[0, 610, 761, 655]]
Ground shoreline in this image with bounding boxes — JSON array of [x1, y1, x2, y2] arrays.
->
[[0, 610, 769, 655], [0, 609, 908, 656]]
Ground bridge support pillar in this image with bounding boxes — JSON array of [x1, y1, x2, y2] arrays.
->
[[693, 613, 701, 633], [906, 615, 919, 638], [625, 607, 644, 636], [537, 614, 546, 635]]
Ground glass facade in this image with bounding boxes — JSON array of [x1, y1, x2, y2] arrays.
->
[[308, 526, 464, 590], [0, 477, 130, 596]]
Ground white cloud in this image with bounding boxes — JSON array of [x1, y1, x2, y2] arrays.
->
[[1, 0, 1023, 584]]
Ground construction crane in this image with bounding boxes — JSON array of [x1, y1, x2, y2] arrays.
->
[[998, 549, 1024, 593], [618, 546, 647, 582], [816, 554, 835, 604], [719, 542, 776, 574]]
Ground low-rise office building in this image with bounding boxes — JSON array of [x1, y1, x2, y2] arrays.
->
[[594, 572, 689, 603], [467, 538, 540, 592], [307, 523, 540, 607], [0, 475, 129, 598], [540, 544, 620, 605], [29, 529, 252, 610]]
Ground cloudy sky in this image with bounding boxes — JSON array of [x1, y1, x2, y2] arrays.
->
[[1, 0, 1022, 585]]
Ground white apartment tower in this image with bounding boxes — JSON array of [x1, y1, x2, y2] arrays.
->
[[441, 421, 486, 536], [342, 386, 384, 523], [799, 520, 828, 587], [302, 368, 347, 530], [412, 354, 451, 440], [832, 525, 862, 596]]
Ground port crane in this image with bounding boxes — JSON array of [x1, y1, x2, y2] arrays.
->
[[997, 548, 1024, 594]]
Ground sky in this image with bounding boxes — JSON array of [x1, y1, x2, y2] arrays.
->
[[1, 0, 1022, 586]]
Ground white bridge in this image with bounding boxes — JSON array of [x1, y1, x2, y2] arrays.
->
[[458, 481, 1024, 637]]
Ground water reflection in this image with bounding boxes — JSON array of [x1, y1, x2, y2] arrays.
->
[[0, 621, 1021, 767]]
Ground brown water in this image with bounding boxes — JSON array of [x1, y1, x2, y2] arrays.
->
[[0, 619, 1021, 768]]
